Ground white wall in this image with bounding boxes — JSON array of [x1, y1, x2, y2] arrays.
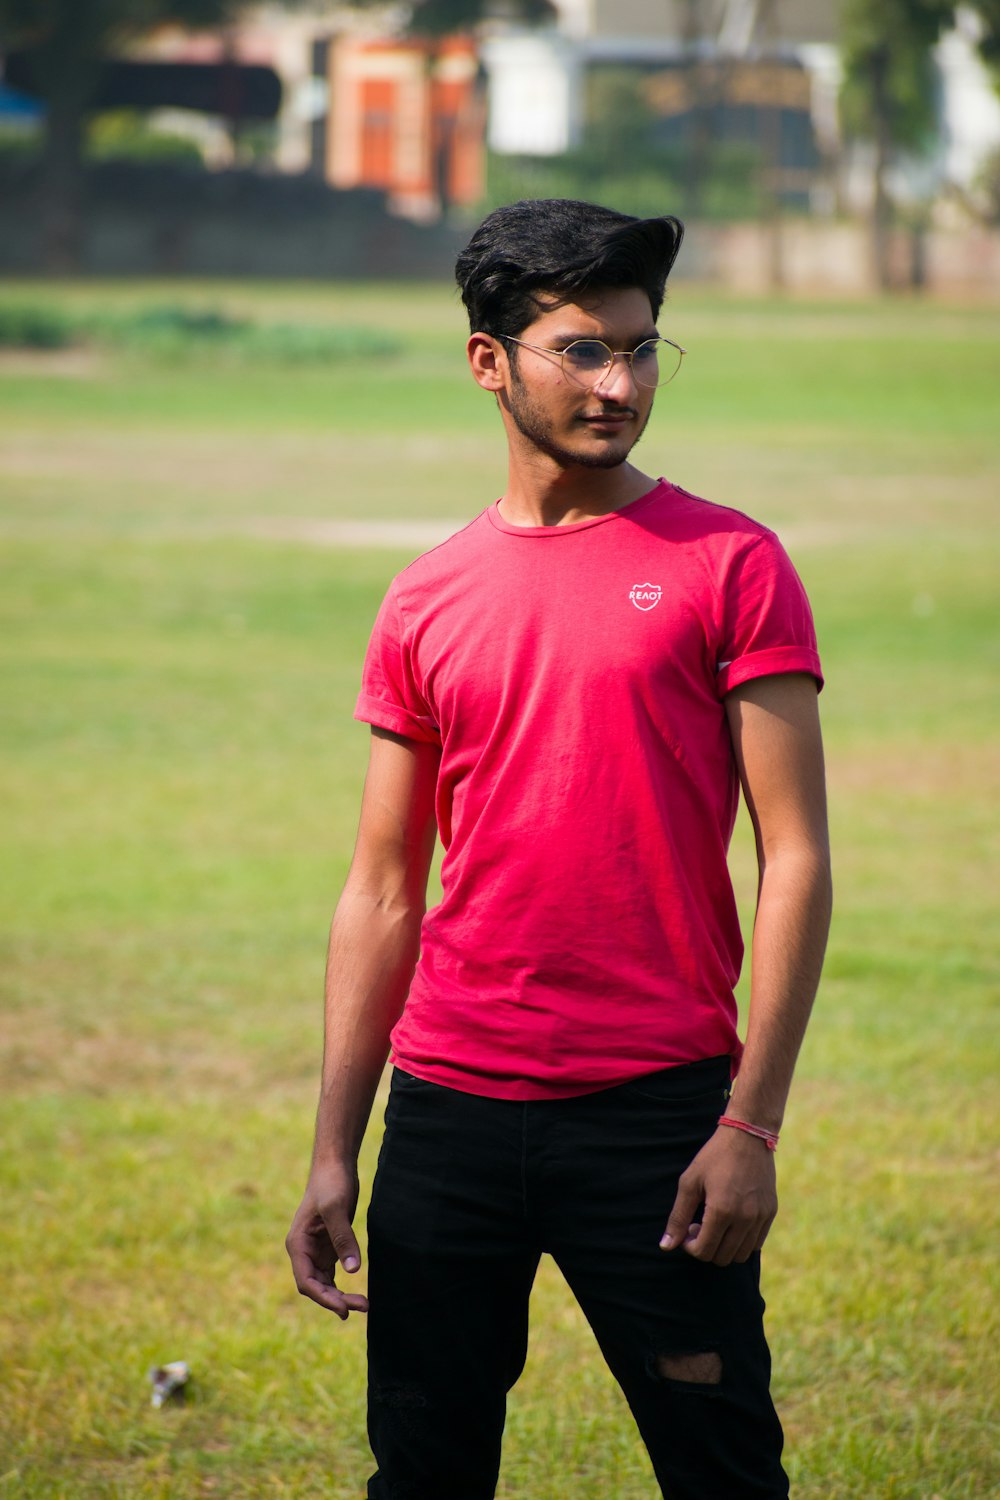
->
[[936, 7, 1000, 191], [481, 33, 583, 155]]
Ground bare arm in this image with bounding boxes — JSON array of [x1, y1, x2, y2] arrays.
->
[[286, 726, 439, 1317], [662, 672, 832, 1266]]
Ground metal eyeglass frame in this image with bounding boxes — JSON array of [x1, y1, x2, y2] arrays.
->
[[499, 334, 687, 389]]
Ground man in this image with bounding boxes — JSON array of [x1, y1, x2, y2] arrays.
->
[[287, 198, 832, 1499]]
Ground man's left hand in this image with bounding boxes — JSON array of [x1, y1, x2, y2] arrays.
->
[[659, 1127, 777, 1266]]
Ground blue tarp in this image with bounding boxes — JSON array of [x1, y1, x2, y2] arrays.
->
[[0, 81, 45, 121]]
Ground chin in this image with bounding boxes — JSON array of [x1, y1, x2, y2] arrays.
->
[[570, 448, 631, 470], [575, 431, 643, 469]]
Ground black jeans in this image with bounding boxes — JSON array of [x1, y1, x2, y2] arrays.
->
[[366, 1057, 788, 1500]]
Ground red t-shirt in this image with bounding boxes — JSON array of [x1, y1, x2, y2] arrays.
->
[[355, 481, 822, 1099]]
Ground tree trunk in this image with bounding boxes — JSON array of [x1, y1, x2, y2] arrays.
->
[[682, 0, 710, 220], [870, 42, 894, 293], [23, 9, 104, 275], [909, 214, 928, 291], [39, 83, 88, 272], [758, 0, 784, 293]]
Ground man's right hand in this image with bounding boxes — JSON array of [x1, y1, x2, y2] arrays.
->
[[286, 1161, 369, 1320]]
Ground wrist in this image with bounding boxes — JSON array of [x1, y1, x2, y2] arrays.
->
[[717, 1115, 780, 1151], [310, 1141, 359, 1173], [723, 1088, 784, 1138]]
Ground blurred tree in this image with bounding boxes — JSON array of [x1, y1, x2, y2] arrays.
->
[[584, 67, 660, 170], [970, 0, 1000, 67], [839, 0, 1000, 287], [840, 0, 953, 287], [0, 0, 275, 268]]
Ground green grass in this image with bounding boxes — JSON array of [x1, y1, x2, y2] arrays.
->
[[1, 282, 998, 1498]]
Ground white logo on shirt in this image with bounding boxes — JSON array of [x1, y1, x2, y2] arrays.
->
[[629, 582, 662, 612]]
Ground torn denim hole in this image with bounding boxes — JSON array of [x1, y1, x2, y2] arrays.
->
[[646, 1349, 723, 1389]]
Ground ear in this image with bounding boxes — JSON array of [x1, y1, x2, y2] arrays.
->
[[467, 332, 507, 393]]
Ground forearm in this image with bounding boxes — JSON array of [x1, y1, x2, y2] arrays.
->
[[664, 674, 829, 1264], [311, 880, 424, 1168], [727, 844, 832, 1135]]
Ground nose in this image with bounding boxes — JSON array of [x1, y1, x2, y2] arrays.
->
[[592, 351, 640, 402]]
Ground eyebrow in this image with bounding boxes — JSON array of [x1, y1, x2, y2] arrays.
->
[[546, 328, 660, 348]]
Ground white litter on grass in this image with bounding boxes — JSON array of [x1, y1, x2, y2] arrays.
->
[[149, 1360, 190, 1408]]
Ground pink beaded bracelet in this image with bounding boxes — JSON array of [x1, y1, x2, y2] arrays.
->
[[717, 1116, 779, 1151]]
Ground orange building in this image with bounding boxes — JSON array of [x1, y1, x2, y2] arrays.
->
[[326, 34, 485, 220]]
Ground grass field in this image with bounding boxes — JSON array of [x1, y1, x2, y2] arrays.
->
[[1, 280, 998, 1498]]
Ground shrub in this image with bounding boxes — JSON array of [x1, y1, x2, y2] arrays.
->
[[0, 305, 76, 349], [0, 300, 404, 364], [87, 110, 205, 168]]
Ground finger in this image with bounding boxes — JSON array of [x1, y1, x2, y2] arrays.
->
[[697, 1222, 747, 1266], [660, 1179, 703, 1251], [681, 1205, 727, 1262], [714, 1219, 762, 1266], [736, 1203, 777, 1262], [732, 1223, 765, 1263], [695, 1213, 769, 1266], [286, 1240, 323, 1293], [300, 1275, 369, 1319], [322, 1214, 363, 1276], [286, 1243, 348, 1306]]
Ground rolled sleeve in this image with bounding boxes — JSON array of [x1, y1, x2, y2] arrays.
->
[[716, 534, 823, 698], [354, 585, 442, 745], [354, 692, 441, 743]]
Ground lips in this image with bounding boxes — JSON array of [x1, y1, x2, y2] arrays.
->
[[581, 409, 636, 426]]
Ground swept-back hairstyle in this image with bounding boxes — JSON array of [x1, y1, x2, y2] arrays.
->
[[455, 198, 684, 339]]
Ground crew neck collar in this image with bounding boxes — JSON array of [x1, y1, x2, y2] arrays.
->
[[486, 481, 667, 537]]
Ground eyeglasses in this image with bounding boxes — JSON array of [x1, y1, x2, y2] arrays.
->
[[500, 335, 686, 389]]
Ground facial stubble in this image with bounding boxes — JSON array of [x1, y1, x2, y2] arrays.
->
[[506, 368, 653, 471]]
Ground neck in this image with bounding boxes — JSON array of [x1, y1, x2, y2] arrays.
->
[[499, 459, 657, 528]]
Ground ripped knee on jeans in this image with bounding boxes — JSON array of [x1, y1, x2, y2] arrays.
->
[[652, 1351, 723, 1386]]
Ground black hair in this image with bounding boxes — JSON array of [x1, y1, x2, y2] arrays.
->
[[455, 198, 684, 339]]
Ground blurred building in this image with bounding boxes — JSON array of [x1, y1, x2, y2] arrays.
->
[[325, 35, 484, 221], [91, 2, 841, 214], [5, 0, 998, 228], [118, 7, 484, 219], [933, 8, 1000, 217], [114, 7, 331, 171], [483, 0, 841, 212]]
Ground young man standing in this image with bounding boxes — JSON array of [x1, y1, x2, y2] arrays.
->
[[287, 199, 832, 1499]]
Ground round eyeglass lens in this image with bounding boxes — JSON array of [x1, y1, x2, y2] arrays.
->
[[560, 340, 612, 378], [560, 338, 682, 388], [631, 339, 683, 387]]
